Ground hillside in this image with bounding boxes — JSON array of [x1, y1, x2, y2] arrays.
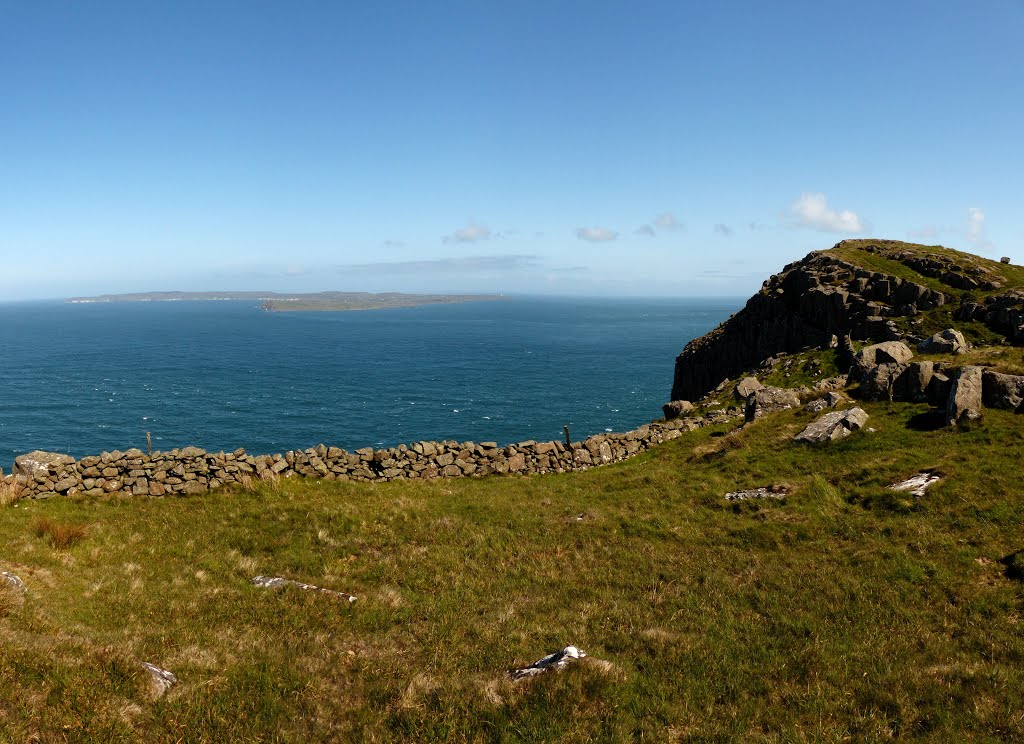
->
[[671, 239, 1024, 403], [2, 240, 1022, 741]]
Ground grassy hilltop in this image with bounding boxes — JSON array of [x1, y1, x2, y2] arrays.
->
[[3, 240, 1023, 741]]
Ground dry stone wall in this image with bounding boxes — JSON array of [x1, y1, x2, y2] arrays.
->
[[3, 409, 743, 500]]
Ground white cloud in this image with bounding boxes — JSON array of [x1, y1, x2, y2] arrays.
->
[[790, 192, 865, 233], [339, 254, 541, 274], [575, 227, 618, 243], [443, 223, 493, 243], [907, 225, 941, 239], [635, 224, 656, 237], [654, 212, 683, 230], [714, 223, 734, 236], [966, 207, 988, 246]]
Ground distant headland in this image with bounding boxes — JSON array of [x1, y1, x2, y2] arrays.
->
[[65, 290, 504, 312]]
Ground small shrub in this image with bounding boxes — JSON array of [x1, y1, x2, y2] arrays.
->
[[32, 516, 87, 549]]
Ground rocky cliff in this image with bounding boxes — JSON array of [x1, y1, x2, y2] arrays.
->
[[670, 239, 1017, 403]]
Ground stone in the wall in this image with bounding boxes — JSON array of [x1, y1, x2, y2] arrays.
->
[[14, 451, 75, 479]]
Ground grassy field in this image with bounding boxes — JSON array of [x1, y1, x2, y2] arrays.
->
[[2, 400, 1022, 742]]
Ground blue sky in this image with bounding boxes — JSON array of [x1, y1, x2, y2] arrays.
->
[[2, 1, 1022, 300]]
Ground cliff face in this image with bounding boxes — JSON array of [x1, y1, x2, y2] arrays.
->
[[670, 240, 968, 403]]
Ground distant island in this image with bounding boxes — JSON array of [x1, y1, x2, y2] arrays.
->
[[66, 291, 503, 312]]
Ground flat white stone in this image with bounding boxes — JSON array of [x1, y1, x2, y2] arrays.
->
[[509, 645, 587, 680], [890, 472, 941, 497], [252, 575, 356, 603]]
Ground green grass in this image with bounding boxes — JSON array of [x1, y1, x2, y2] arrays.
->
[[829, 239, 1024, 291], [2, 402, 1023, 741]]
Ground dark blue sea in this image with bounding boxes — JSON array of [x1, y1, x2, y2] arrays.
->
[[0, 297, 737, 468]]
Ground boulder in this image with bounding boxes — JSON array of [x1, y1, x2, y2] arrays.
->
[[858, 362, 910, 401], [946, 366, 984, 425], [917, 328, 968, 355], [804, 391, 844, 413], [855, 341, 914, 370], [744, 386, 801, 422], [901, 361, 935, 402], [793, 407, 869, 444], [13, 451, 75, 479], [982, 370, 1024, 411], [733, 376, 763, 401], [662, 400, 695, 420]]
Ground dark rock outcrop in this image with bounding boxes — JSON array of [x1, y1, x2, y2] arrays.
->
[[671, 246, 941, 402]]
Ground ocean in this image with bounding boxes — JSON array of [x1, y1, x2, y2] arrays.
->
[[0, 297, 737, 468]]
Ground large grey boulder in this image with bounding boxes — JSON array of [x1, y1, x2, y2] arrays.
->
[[745, 386, 801, 422], [13, 451, 75, 479], [946, 366, 984, 425], [982, 370, 1024, 411], [851, 341, 914, 381], [902, 361, 935, 402], [918, 328, 968, 355], [662, 400, 695, 420], [733, 376, 763, 401], [855, 341, 914, 369], [858, 362, 910, 401], [793, 407, 869, 444]]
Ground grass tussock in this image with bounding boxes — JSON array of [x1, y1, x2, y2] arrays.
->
[[0, 400, 1022, 740], [0, 477, 24, 506], [32, 516, 88, 549]]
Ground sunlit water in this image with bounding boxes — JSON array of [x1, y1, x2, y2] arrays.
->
[[0, 297, 737, 467]]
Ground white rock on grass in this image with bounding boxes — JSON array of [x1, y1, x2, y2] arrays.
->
[[890, 472, 941, 497], [724, 486, 788, 501], [1, 571, 26, 593], [141, 662, 178, 697], [793, 407, 869, 444], [509, 646, 586, 681], [252, 575, 357, 603]]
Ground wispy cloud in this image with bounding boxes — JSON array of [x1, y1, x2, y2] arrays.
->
[[790, 192, 866, 233], [654, 212, 683, 230], [635, 224, 656, 237], [966, 207, 993, 251], [575, 226, 618, 243], [443, 222, 493, 243], [381, 239, 406, 248], [907, 225, 942, 239], [337, 254, 541, 275], [714, 223, 734, 236]]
